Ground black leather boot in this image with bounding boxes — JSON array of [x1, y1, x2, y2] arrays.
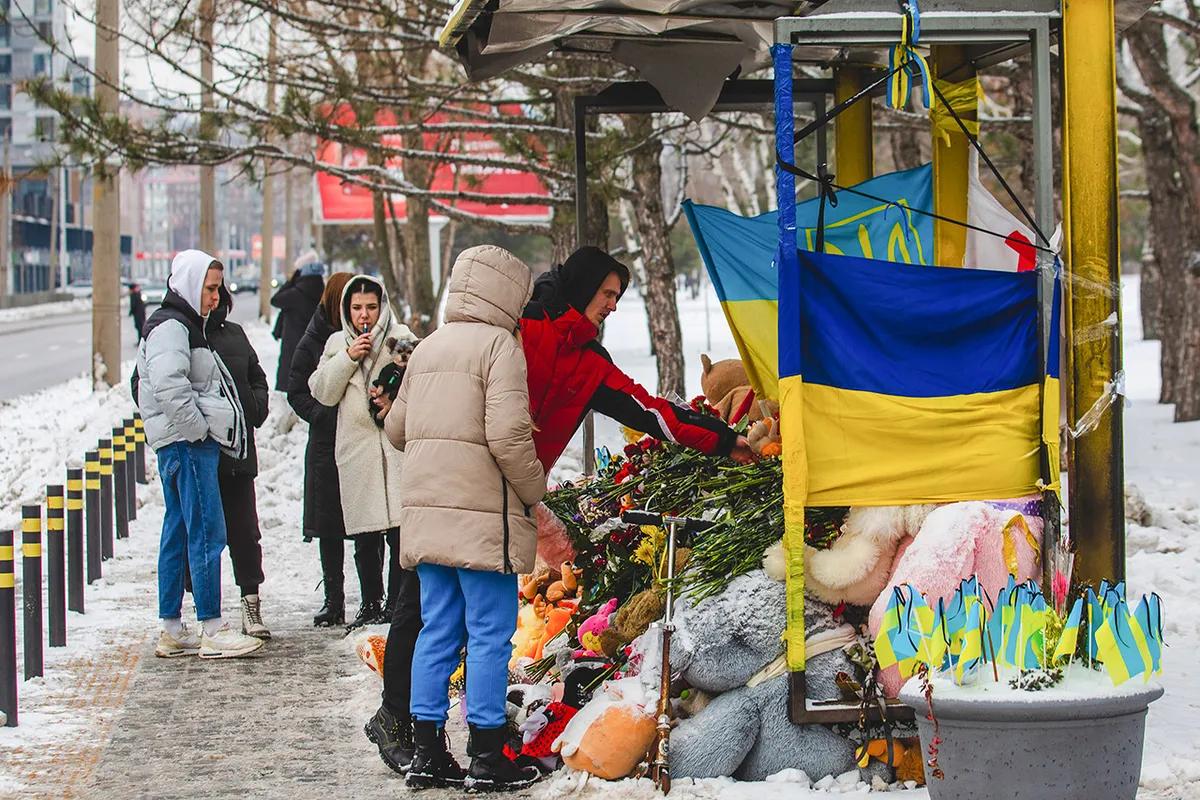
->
[[364, 704, 414, 775], [465, 724, 540, 793], [312, 591, 344, 627], [405, 721, 466, 790]]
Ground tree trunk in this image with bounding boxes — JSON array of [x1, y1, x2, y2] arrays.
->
[[627, 116, 685, 398], [1126, 19, 1200, 421], [1140, 233, 1163, 341], [371, 188, 404, 315]]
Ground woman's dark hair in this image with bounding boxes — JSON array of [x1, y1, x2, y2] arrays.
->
[[321, 272, 354, 328], [345, 276, 383, 302]]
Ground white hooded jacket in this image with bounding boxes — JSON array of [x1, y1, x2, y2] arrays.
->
[[136, 249, 246, 457]]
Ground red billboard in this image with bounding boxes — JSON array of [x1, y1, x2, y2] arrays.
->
[[314, 106, 552, 224]]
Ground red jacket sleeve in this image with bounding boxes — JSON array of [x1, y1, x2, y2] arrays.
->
[[588, 365, 737, 457]]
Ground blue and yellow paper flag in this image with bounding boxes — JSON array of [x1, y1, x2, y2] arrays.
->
[[1052, 596, 1084, 665]]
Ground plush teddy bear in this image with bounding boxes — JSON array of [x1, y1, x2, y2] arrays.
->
[[575, 598, 619, 658], [667, 578, 888, 783], [699, 354, 779, 423]]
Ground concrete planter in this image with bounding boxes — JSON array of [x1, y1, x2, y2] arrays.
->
[[899, 681, 1163, 800]]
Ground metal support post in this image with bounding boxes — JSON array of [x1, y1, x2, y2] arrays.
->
[[21, 506, 42, 680], [0, 529, 15, 726], [123, 419, 137, 522], [111, 429, 128, 540], [85, 451, 103, 581], [99, 439, 114, 559], [833, 67, 874, 186], [46, 487, 66, 647], [66, 468, 85, 613], [1062, 0, 1125, 584], [133, 413, 148, 484]]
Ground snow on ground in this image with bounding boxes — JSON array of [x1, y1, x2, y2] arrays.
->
[[0, 297, 107, 325], [0, 278, 1197, 799]]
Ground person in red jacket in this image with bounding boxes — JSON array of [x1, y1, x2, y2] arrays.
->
[[364, 246, 752, 776], [520, 246, 754, 470]]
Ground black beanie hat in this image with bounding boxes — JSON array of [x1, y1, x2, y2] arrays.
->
[[557, 247, 631, 314]]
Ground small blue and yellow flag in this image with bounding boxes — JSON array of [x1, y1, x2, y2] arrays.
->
[[1052, 596, 1083, 665], [1134, 594, 1165, 675], [874, 588, 905, 671], [955, 601, 984, 684], [1086, 588, 1105, 663], [1095, 600, 1148, 685]]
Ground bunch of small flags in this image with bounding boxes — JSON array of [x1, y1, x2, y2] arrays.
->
[[874, 576, 1165, 687]]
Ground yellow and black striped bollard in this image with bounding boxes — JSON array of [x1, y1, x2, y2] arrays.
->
[[123, 419, 138, 522], [0, 528, 16, 726], [133, 413, 148, 485], [66, 468, 85, 613], [22, 505, 42, 680], [111, 428, 129, 540], [46, 487, 66, 648], [98, 439, 114, 559], [85, 451, 102, 582]]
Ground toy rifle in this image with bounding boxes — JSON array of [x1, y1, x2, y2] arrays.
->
[[621, 510, 713, 795]]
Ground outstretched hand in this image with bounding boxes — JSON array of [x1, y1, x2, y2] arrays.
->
[[729, 435, 758, 465]]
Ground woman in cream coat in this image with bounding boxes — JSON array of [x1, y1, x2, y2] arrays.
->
[[309, 274, 415, 626]]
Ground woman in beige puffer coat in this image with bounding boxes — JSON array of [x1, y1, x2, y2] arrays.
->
[[382, 245, 545, 792], [310, 274, 416, 624]]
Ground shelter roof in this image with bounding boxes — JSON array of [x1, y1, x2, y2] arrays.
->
[[439, 0, 1154, 120]]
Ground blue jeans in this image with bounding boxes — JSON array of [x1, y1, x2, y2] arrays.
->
[[410, 564, 517, 729], [157, 439, 226, 621]]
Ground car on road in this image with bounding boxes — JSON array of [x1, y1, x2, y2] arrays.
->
[[65, 280, 92, 299], [139, 282, 168, 305], [229, 275, 259, 294]]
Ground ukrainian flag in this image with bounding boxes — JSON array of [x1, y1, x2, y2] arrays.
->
[[1052, 596, 1084, 665], [684, 164, 933, 401], [955, 601, 984, 684], [778, 248, 1061, 507], [1095, 600, 1149, 685]]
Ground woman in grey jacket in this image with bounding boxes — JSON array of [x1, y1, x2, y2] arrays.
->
[[136, 249, 263, 660]]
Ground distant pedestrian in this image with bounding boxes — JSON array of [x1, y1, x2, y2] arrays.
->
[[381, 245, 546, 793], [271, 250, 325, 391], [130, 283, 147, 341], [286, 272, 364, 627], [308, 275, 414, 628], [135, 249, 263, 660]]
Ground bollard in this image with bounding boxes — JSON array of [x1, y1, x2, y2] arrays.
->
[[99, 439, 114, 559], [112, 428, 129, 540], [46, 487, 66, 648], [1, 529, 16, 726], [123, 419, 138, 522], [22, 506, 42, 680], [66, 469, 85, 613], [133, 413, 148, 485], [85, 451, 103, 582]]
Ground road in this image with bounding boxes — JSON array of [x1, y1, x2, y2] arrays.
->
[[0, 293, 264, 401]]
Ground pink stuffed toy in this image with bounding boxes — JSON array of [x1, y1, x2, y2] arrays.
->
[[575, 598, 619, 658], [868, 498, 1044, 696]]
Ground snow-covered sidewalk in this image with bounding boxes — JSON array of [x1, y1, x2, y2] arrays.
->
[[0, 284, 1196, 799]]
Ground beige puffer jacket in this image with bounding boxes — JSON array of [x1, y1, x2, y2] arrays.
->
[[384, 246, 546, 573], [310, 274, 417, 535]]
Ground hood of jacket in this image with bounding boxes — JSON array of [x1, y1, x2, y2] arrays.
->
[[444, 245, 533, 330], [168, 249, 221, 317], [339, 274, 392, 342]]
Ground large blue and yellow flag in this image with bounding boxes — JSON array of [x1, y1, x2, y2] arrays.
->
[[684, 164, 933, 400], [777, 248, 1061, 506]]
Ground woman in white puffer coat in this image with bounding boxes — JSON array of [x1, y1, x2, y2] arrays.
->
[[309, 274, 416, 626]]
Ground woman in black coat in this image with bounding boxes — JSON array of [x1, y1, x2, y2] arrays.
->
[[271, 254, 325, 391], [286, 272, 382, 627]]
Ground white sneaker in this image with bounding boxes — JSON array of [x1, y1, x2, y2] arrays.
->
[[155, 625, 201, 658], [199, 623, 266, 659], [241, 595, 271, 639]]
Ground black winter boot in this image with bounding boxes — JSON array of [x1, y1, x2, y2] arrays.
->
[[313, 594, 345, 627], [465, 724, 541, 793], [364, 705, 414, 775], [406, 721, 466, 790], [346, 599, 386, 632]]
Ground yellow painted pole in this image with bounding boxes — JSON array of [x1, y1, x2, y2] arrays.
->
[[1061, 0, 1124, 584], [931, 45, 975, 268], [834, 67, 874, 187]]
